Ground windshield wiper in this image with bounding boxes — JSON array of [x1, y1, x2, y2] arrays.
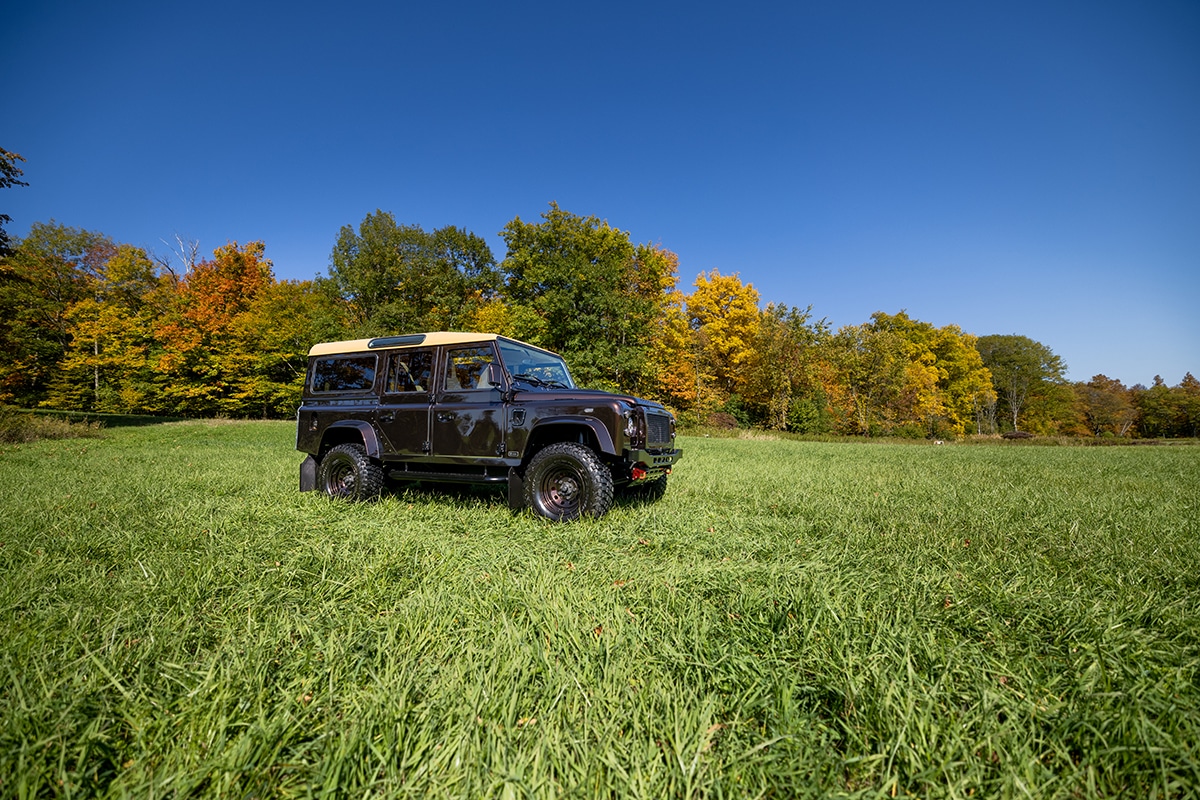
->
[[512, 373, 569, 389]]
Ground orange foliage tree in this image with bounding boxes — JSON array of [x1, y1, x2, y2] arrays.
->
[[154, 242, 277, 415]]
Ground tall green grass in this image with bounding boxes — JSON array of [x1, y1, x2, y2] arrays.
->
[[1, 422, 1197, 798]]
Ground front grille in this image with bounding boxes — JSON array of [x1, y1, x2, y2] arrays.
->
[[646, 413, 673, 448]]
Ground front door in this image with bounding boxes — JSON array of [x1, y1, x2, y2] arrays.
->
[[376, 348, 434, 456], [431, 344, 506, 461]]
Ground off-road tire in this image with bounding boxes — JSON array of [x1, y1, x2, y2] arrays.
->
[[318, 443, 385, 501], [524, 442, 614, 521]]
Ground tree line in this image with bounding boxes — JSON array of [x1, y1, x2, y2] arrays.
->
[[1, 155, 1196, 437]]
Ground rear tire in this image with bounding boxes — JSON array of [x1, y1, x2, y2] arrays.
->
[[318, 443, 384, 501], [524, 443, 614, 521]]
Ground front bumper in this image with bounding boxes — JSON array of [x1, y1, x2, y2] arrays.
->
[[625, 447, 683, 479]]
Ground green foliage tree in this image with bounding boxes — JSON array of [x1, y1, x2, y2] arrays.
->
[[743, 303, 829, 431], [826, 322, 908, 435], [976, 334, 1067, 432], [0, 146, 28, 258], [327, 210, 499, 334], [0, 222, 116, 405], [640, 254, 696, 411], [1134, 376, 1181, 438], [222, 280, 342, 417], [501, 204, 677, 393], [1178, 373, 1200, 437]]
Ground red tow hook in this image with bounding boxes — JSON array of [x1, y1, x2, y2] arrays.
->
[[631, 465, 648, 481]]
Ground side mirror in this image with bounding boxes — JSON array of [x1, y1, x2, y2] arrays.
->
[[486, 362, 505, 388], [487, 362, 515, 401]]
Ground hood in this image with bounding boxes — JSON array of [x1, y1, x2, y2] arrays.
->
[[512, 385, 668, 411]]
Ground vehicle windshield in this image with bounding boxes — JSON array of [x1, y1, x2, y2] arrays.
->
[[497, 339, 575, 389]]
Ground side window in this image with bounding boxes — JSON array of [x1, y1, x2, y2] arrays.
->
[[443, 345, 497, 392], [384, 350, 433, 394], [310, 355, 377, 393]]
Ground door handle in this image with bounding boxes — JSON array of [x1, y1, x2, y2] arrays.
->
[[437, 411, 455, 422], [379, 412, 395, 423]]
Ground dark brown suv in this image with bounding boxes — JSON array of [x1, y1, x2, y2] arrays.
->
[[296, 332, 682, 520]]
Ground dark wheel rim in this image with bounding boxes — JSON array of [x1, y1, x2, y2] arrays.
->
[[324, 456, 357, 498], [534, 460, 586, 517]]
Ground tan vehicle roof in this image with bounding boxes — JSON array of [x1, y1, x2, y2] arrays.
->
[[307, 332, 555, 357]]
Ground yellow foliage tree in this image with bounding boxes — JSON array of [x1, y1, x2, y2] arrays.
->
[[868, 311, 995, 437], [646, 287, 696, 410], [44, 244, 163, 413], [686, 270, 760, 412]]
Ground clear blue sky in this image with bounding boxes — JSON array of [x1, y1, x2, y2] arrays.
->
[[5, 0, 1197, 387]]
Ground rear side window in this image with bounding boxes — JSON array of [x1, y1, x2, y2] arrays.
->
[[384, 350, 433, 394], [310, 355, 377, 393]]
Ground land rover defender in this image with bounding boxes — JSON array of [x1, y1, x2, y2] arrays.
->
[[296, 332, 682, 520]]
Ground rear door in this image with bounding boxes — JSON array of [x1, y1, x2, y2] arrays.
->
[[376, 348, 434, 457]]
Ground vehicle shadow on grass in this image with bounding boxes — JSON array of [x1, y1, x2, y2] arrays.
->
[[382, 479, 666, 515], [385, 480, 505, 509]]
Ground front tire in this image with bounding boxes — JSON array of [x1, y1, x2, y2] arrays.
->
[[318, 443, 384, 501], [524, 443, 614, 521]]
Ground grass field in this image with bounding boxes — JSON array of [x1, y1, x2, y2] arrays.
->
[[1, 421, 1197, 798]]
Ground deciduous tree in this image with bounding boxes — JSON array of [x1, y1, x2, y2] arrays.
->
[[869, 311, 994, 437], [45, 244, 163, 412], [0, 146, 28, 257], [646, 285, 698, 411], [327, 211, 498, 334], [223, 280, 342, 417], [744, 304, 828, 431], [1134, 376, 1180, 438], [826, 323, 907, 435], [501, 204, 677, 393], [154, 241, 274, 415], [1074, 375, 1136, 437], [0, 222, 116, 404], [686, 269, 761, 411], [1178, 373, 1200, 437], [976, 334, 1066, 432]]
